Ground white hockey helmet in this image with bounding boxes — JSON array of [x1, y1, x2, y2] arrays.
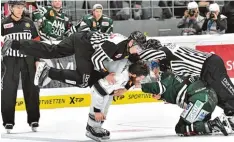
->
[[209, 3, 220, 12], [93, 4, 103, 10], [187, 1, 198, 9]]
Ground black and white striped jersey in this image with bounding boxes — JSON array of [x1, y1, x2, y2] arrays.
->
[[90, 32, 128, 71], [1, 16, 40, 57], [140, 43, 212, 77]]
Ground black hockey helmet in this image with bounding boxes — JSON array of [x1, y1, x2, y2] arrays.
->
[[128, 31, 146, 47], [129, 61, 149, 77], [145, 39, 162, 50], [8, 0, 26, 6]]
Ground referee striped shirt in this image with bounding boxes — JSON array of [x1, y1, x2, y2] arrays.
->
[[90, 32, 127, 71], [140, 43, 212, 77], [1, 16, 40, 57]]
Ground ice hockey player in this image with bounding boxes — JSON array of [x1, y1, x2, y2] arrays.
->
[[32, 0, 70, 40], [139, 60, 233, 136], [67, 4, 113, 36], [2, 31, 146, 88], [86, 59, 149, 141], [139, 39, 234, 131]]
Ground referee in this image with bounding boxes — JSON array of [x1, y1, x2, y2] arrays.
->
[[1, 0, 40, 133]]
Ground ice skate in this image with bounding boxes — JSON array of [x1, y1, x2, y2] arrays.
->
[[86, 124, 110, 142], [208, 117, 228, 136], [34, 62, 50, 87], [5, 124, 13, 134], [30, 122, 39, 132]]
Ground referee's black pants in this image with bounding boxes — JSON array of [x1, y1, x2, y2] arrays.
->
[[201, 54, 234, 116], [12, 32, 95, 87], [1, 56, 40, 126]]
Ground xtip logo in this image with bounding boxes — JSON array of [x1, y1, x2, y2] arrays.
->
[[16, 101, 24, 106], [113, 95, 125, 102], [69, 97, 84, 104]]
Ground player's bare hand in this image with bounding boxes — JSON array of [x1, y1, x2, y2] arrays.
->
[[106, 73, 116, 84], [95, 112, 105, 121], [113, 88, 127, 96], [152, 94, 161, 100]]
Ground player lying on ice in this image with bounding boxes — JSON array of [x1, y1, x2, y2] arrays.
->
[[85, 59, 149, 142], [138, 60, 233, 136]]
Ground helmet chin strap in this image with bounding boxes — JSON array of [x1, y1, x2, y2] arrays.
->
[[10, 7, 22, 19]]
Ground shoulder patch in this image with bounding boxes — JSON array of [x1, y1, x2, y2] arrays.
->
[[25, 22, 30, 28], [3, 23, 14, 29], [102, 21, 109, 26], [50, 10, 54, 16]]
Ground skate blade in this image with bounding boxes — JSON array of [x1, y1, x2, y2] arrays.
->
[[102, 136, 110, 140], [86, 131, 106, 142], [6, 129, 12, 134], [31, 127, 37, 132]]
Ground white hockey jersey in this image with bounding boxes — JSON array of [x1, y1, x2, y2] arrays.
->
[[91, 59, 131, 96]]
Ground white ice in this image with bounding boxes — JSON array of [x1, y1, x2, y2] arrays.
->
[[1, 102, 233, 142]]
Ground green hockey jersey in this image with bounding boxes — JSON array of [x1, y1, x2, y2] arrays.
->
[[33, 6, 69, 40], [67, 14, 113, 36], [141, 72, 213, 108]]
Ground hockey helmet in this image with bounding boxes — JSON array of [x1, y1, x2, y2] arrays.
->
[[145, 39, 162, 50], [128, 31, 146, 47]]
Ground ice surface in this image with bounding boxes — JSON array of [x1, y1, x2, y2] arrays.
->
[[1, 102, 233, 142]]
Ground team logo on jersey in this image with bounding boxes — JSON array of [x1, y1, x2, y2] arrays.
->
[[115, 54, 122, 58], [3, 23, 14, 29], [50, 10, 55, 16], [25, 23, 30, 28], [102, 21, 109, 26], [93, 21, 96, 27]]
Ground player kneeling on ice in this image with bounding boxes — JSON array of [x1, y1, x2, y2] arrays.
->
[[86, 59, 149, 141], [139, 61, 233, 136]]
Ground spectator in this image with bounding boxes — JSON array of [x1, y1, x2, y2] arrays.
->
[[67, 4, 113, 35], [202, 3, 227, 34], [32, 0, 70, 41], [172, 1, 189, 18], [112, 1, 143, 20], [195, 0, 214, 17], [177, 2, 204, 35], [109, 0, 124, 20], [222, 1, 234, 33], [159, 1, 172, 19]]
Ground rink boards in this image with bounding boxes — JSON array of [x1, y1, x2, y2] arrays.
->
[[15, 34, 234, 111], [15, 88, 160, 111]]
